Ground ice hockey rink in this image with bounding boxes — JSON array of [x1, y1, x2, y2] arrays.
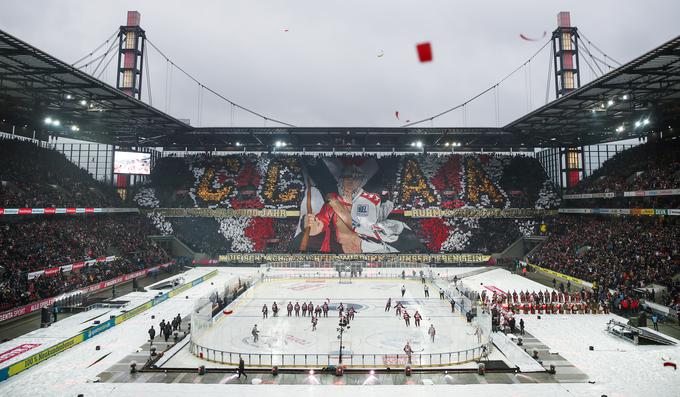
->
[[187, 277, 484, 367]]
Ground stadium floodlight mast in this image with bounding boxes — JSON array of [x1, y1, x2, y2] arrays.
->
[[336, 316, 350, 365]]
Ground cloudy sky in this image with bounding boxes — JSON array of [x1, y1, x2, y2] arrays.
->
[[1, 0, 678, 128]]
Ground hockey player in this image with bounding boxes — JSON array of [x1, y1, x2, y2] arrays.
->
[[414, 310, 422, 327], [428, 324, 436, 342], [403, 342, 413, 364], [403, 310, 411, 327], [401, 285, 406, 297], [262, 304, 268, 319], [474, 325, 482, 343], [322, 302, 329, 317], [311, 316, 318, 331], [272, 302, 278, 317], [347, 306, 355, 321], [338, 302, 344, 317], [315, 305, 321, 317], [287, 302, 293, 317], [424, 284, 429, 298], [252, 325, 259, 342], [294, 302, 301, 316], [302, 302, 308, 317], [395, 302, 403, 317], [385, 297, 392, 312], [308, 301, 313, 315], [439, 288, 445, 299]]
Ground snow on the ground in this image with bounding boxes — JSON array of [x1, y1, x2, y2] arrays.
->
[[519, 313, 680, 397], [0, 267, 257, 397], [3, 266, 679, 397], [491, 331, 544, 372], [461, 268, 555, 295]]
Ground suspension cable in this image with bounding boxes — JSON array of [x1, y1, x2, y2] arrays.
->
[[577, 30, 622, 66], [145, 38, 296, 127], [144, 49, 153, 106], [401, 39, 551, 127], [72, 29, 119, 67]]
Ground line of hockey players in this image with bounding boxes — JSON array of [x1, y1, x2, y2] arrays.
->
[[480, 289, 612, 315], [254, 300, 358, 340]]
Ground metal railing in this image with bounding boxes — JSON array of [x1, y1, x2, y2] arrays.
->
[[190, 341, 491, 368]]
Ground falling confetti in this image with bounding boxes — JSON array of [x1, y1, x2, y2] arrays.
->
[[520, 31, 547, 41], [416, 42, 432, 62]]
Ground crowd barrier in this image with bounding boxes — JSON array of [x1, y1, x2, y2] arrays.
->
[[26, 255, 118, 280], [563, 188, 680, 200], [190, 270, 491, 369], [0, 207, 139, 216], [0, 269, 218, 382], [525, 262, 592, 289], [189, 342, 490, 368], [558, 208, 680, 216]]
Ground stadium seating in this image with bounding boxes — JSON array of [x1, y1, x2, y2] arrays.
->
[[569, 140, 680, 194], [0, 140, 122, 207], [528, 215, 679, 310], [0, 214, 170, 311]]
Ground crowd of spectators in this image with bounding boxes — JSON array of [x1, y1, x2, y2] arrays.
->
[[0, 214, 165, 274], [0, 256, 172, 312], [0, 214, 170, 311], [528, 215, 679, 310], [0, 140, 121, 207], [569, 140, 680, 194]]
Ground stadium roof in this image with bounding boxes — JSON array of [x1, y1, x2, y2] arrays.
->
[[0, 27, 678, 151], [0, 29, 190, 144], [506, 34, 680, 147]]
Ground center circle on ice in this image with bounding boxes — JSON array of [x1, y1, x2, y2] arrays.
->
[[327, 303, 366, 311]]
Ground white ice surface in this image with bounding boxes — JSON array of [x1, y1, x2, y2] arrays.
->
[[192, 278, 481, 358]]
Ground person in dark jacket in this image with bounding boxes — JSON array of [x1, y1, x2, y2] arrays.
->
[[163, 323, 171, 342], [148, 326, 156, 344], [238, 357, 247, 379], [519, 318, 525, 335]]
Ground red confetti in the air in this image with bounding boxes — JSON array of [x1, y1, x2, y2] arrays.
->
[[416, 42, 432, 62]]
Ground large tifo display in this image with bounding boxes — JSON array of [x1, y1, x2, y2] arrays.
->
[[114, 151, 151, 175], [294, 157, 420, 254]]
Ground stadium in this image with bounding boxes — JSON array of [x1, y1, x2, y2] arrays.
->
[[0, 2, 679, 396]]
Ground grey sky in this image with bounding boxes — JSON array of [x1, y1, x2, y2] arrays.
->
[[1, 0, 678, 128]]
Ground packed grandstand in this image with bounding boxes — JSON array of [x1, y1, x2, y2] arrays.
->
[[1, 136, 678, 317]]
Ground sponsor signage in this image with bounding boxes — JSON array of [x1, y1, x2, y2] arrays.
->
[[218, 253, 491, 264]]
